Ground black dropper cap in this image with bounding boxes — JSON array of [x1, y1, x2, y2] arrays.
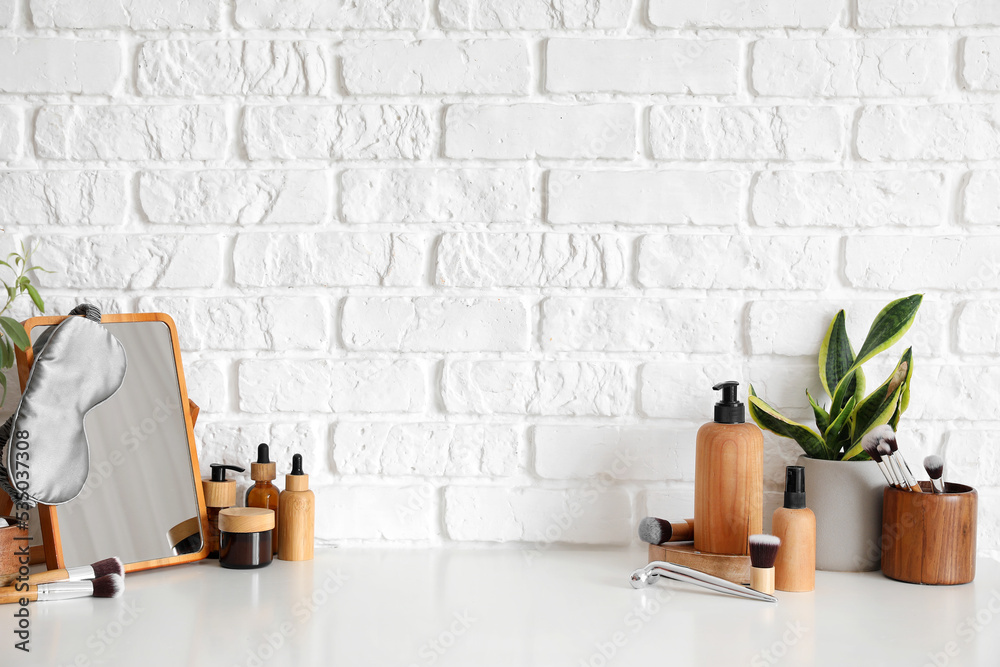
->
[[783, 466, 807, 509], [712, 381, 744, 424], [209, 463, 245, 482], [255, 443, 271, 464], [290, 453, 305, 476]]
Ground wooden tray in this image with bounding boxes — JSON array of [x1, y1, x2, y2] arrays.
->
[[648, 542, 751, 585]]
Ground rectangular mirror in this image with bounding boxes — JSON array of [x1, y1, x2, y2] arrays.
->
[[9, 313, 209, 572]]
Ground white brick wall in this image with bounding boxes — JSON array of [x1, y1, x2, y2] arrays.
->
[[3, 0, 999, 552]]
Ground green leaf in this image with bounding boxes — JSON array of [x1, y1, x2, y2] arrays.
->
[[852, 294, 922, 369], [888, 355, 914, 431], [25, 283, 43, 312], [0, 316, 29, 351], [0, 372, 7, 407], [818, 310, 855, 399], [806, 389, 830, 434], [0, 333, 7, 369], [747, 391, 830, 459], [842, 348, 912, 460], [830, 367, 861, 420], [823, 395, 856, 457]]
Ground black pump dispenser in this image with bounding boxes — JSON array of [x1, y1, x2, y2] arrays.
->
[[254, 444, 270, 464], [290, 454, 304, 476], [210, 463, 245, 482], [712, 381, 745, 424], [783, 466, 807, 509]]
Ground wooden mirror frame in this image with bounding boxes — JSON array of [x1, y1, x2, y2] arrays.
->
[[0, 313, 209, 573]]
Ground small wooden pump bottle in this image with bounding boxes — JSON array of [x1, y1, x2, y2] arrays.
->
[[278, 454, 314, 561], [694, 381, 763, 556], [246, 443, 280, 554], [772, 466, 816, 592], [203, 464, 245, 559]]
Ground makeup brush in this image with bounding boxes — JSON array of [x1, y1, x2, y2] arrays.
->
[[924, 455, 945, 494], [749, 534, 780, 596], [879, 427, 922, 493], [638, 517, 694, 545], [0, 557, 123, 587], [862, 431, 899, 488], [0, 573, 124, 604], [876, 443, 904, 489]]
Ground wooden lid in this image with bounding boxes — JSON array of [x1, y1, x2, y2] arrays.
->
[[251, 461, 277, 481], [219, 507, 275, 534], [203, 479, 237, 508]]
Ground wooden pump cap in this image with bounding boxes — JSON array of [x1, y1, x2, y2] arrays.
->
[[219, 507, 275, 534], [204, 463, 245, 508], [203, 479, 237, 508]]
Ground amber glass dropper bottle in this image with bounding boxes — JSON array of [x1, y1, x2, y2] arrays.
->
[[245, 443, 279, 554]]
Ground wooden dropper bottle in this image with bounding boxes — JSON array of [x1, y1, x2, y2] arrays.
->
[[278, 454, 314, 561], [246, 443, 279, 554], [773, 465, 816, 592]]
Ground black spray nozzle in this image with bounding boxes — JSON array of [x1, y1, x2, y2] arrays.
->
[[290, 453, 305, 476], [784, 466, 807, 509], [712, 381, 745, 424], [209, 463, 245, 482], [255, 443, 271, 464]]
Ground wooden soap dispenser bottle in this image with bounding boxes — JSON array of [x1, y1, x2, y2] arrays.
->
[[203, 463, 245, 559], [278, 454, 314, 561], [246, 443, 280, 554], [694, 381, 763, 556], [772, 465, 816, 592]]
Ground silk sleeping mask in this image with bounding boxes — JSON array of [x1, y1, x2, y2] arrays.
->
[[0, 304, 127, 507]]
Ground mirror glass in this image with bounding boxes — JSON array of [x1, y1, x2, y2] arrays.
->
[[31, 320, 204, 567]]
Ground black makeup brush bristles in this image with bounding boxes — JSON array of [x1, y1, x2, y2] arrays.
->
[[91, 557, 124, 579], [638, 517, 671, 545], [924, 455, 945, 493], [748, 534, 781, 570], [923, 455, 943, 480], [861, 430, 883, 461], [91, 574, 124, 599]]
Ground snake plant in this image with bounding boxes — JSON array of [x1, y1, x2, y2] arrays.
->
[[0, 241, 47, 404], [748, 294, 922, 461]]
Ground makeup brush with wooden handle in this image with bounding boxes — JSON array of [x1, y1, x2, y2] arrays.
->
[[638, 517, 694, 545], [749, 534, 781, 596], [0, 574, 124, 604], [862, 432, 899, 488], [878, 427, 922, 493], [0, 556, 123, 587]]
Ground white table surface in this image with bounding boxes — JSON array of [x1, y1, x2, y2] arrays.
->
[[3, 547, 1000, 666]]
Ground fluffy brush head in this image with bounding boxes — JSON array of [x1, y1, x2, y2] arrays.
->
[[91, 574, 124, 599], [877, 443, 893, 461], [869, 424, 899, 452], [861, 431, 884, 462], [638, 517, 671, 545], [924, 455, 944, 481], [91, 557, 124, 579], [748, 534, 781, 569]]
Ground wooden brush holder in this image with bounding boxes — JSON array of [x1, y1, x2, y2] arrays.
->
[[0, 518, 28, 577], [881, 482, 977, 585]]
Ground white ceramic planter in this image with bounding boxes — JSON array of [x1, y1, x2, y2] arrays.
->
[[798, 455, 885, 572]]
